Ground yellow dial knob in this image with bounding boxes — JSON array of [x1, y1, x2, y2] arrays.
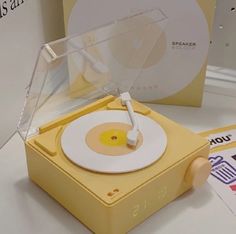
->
[[185, 157, 212, 188]]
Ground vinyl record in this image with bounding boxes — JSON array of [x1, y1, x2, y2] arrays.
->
[[61, 110, 167, 173], [68, 0, 210, 101]]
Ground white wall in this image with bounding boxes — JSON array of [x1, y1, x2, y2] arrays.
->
[[208, 0, 236, 70], [0, 0, 64, 148]]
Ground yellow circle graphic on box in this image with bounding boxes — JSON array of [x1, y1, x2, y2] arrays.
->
[[100, 129, 127, 146]]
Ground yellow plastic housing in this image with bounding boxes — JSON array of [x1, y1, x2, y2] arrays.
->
[[25, 96, 210, 234]]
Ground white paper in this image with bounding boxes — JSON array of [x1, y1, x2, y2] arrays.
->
[[208, 130, 236, 149], [208, 148, 236, 215]]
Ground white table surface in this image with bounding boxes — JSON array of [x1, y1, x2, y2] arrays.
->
[[1, 91, 236, 234]]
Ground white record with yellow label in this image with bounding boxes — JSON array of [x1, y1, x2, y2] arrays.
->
[[61, 110, 167, 173]]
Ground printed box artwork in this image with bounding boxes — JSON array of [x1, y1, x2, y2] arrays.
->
[[210, 155, 236, 185], [0, 0, 24, 18], [63, 0, 216, 106], [201, 125, 236, 216]]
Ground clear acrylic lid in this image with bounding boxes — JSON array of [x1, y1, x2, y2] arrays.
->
[[18, 8, 168, 140]]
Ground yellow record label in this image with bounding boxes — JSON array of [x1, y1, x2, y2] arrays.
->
[[86, 122, 143, 156], [100, 129, 127, 147]]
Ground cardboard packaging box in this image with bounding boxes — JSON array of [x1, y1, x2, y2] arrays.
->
[[63, 0, 215, 107]]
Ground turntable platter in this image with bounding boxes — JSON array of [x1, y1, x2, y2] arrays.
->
[[61, 110, 167, 173]]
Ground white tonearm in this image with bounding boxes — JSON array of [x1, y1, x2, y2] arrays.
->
[[120, 92, 139, 147]]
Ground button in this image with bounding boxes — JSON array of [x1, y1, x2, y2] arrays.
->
[[185, 157, 212, 188]]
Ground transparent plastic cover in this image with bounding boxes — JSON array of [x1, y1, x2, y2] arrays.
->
[[18, 8, 168, 140]]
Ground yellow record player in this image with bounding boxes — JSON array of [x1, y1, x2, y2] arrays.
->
[[18, 9, 211, 234]]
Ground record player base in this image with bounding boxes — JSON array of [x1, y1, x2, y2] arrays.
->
[[24, 96, 210, 234]]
